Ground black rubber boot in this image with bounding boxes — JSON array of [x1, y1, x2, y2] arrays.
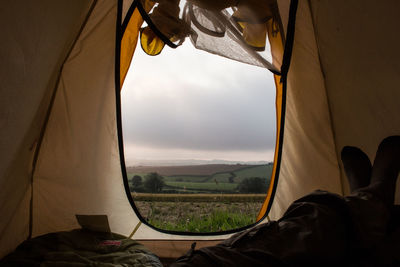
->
[[341, 146, 372, 193], [370, 136, 400, 207]]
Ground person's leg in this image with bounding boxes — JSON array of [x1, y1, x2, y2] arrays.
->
[[367, 135, 400, 207], [171, 192, 354, 267], [341, 146, 372, 193], [344, 136, 400, 253], [171, 137, 400, 267]]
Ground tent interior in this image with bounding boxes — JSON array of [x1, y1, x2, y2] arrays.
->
[[1, 0, 400, 264]]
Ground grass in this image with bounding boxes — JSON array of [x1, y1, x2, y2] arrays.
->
[[137, 201, 262, 232], [209, 172, 233, 183], [149, 210, 255, 232], [232, 164, 273, 182], [131, 193, 266, 202], [128, 164, 272, 232], [165, 181, 237, 191], [163, 175, 209, 182]]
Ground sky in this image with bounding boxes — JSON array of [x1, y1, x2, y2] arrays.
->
[[121, 41, 276, 165]]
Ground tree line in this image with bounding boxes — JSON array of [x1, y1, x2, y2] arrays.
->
[[129, 172, 269, 194], [129, 172, 165, 193]]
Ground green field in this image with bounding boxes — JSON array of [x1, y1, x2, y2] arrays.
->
[[232, 165, 273, 182], [128, 164, 272, 232], [163, 175, 209, 182], [166, 181, 237, 191], [128, 164, 273, 194], [210, 172, 231, 181]]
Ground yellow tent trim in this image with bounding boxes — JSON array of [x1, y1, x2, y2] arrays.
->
[[120, 1, 156, 86], [257, 74, 283, 221], [256, 17, 284, 221], [120, 8, 143, 86]]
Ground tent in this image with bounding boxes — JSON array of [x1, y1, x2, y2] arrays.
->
[[1, 0, 400, 260]]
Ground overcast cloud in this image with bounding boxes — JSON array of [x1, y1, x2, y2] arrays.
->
[[121, 41, 276, 163]]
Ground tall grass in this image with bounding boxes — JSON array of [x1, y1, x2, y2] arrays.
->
[[140, 201, 261, 232], [149, 209, 255, 232]]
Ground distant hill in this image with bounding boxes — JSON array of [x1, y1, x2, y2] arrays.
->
[[127, 159, 270, 167], [126, 163, 272, 176]]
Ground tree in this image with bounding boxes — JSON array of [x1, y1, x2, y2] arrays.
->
[[144, 172, 165, 193], [132, 175, 142, 187], [228, 172, 235, 183], [236, 177, 268, 193], [129, 175, 143, 192]]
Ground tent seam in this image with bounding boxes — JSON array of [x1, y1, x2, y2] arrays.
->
[[307, 0, 345, 196], [28, 0, 98, 239]]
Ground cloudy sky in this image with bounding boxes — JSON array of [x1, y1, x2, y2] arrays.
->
[[121, 41, 276, 165]]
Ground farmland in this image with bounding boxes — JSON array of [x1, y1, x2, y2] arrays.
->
[[128, 163, 273, 194], [126, 164, 254, 176], [127, 163, 273, 232]]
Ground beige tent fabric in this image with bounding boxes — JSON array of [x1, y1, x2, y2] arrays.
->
[[308, 0, 400, 201], [270, 0, 400, 220], [0, 0, 94, 258], [33, 0, 133, 237], [269, 0, 342, 220], [32, 0, 230, 242], [122, 0, 134, 21]]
